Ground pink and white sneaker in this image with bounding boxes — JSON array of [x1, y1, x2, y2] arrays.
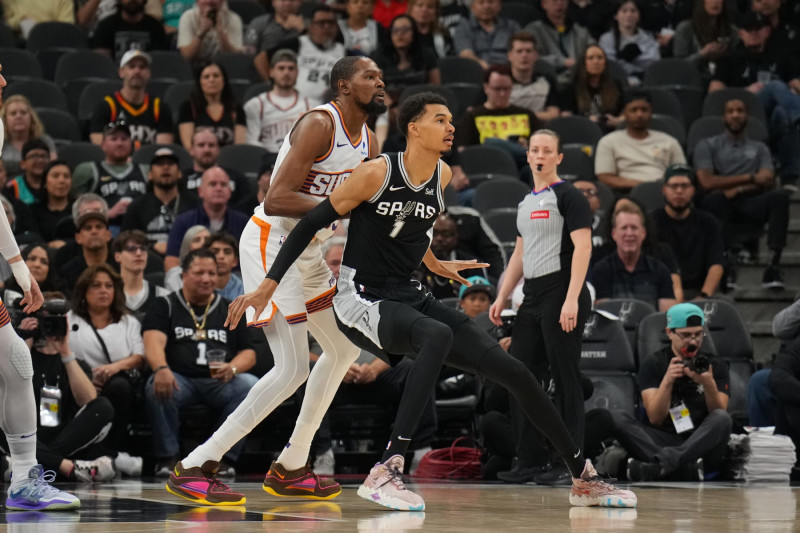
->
[[357, 455, 425, 511], [570, 460, 637, 508]]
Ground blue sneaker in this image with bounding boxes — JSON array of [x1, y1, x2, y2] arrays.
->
[[6, 465, 80, 511]]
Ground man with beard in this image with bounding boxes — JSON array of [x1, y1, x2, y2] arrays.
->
[[182, 128, 248, 206], [89, 51, 175, 148], [59, 208, 116, 288], [265, 5, 345, 102], [121, 148, 199, 255], [5, 139, 49, 206], [164, 56, 383, 506], [694, 98, 789, 290], [651, 165, 724, 300], [92, 0, 168, 61], [244, 49, 314, 153]]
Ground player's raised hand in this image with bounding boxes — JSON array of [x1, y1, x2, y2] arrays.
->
[[432, 259, 490, 286], [225, 278, 278, 329]]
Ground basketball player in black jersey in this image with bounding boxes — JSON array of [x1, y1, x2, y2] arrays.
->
[[227, 93, 637, 511]]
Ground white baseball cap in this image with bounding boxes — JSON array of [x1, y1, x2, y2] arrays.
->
[[120, 49, 152, 69]]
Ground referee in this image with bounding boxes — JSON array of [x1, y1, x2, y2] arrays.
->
[[490, 129, 593, 483]]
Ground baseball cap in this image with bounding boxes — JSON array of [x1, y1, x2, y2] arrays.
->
[[739, 12, 769, 32], [150, 147, 180, 165], [75, 209, 108, 230], [667, 303, 705, 329], [103, 120, 130, 137], [270, 48, 298, 65], [459, 276, 495, 300], [120, 49, 152, 69], [663, 163, 695, 185]]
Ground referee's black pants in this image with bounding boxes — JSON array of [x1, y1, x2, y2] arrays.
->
[[509, 273, 591, 467]]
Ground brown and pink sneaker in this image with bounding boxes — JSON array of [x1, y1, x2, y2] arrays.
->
[[262, 461, 341, 500], [166, 461, 246, 506], [570, 460, 637, 508]]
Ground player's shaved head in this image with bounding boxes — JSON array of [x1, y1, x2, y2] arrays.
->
[[330, 56, 370, 96]]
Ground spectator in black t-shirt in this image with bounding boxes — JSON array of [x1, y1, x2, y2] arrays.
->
[[753, 0, 800, 54], [178, 61, 246, 150], [121, 148, 200, 255], [639, 0, 693, 54], [407, 0, 454, 58], [143, 248, 258, 476], [90, 51, 175, 149], [92, 0, 169, 61], [589, 201, 677, 311], [31, 161, 73, 249], [59, 208, 119, 290], [371, 14, 440, 99], [559, 45, 624, 133], [651, 164, 724, 300], [611, 303, 731, 481]]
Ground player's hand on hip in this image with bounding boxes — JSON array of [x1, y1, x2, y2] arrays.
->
[[435, 259, 490, 286], [225, 278, 278, 329], [20, 276, 43, 314], [559, 298, 579, 333]]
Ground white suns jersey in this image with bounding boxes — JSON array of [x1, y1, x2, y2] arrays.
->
[[295, 35, 345, 102], [243, 91, 314, 153], [268, 101, 370, 221]]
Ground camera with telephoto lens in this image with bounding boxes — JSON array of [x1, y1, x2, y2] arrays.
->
[[10, 297, 69, 340], [683, 352, 710, 374]]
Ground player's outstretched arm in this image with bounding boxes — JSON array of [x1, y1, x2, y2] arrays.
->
[[422, 250, 489, 287], [225, 159, 388, 329]]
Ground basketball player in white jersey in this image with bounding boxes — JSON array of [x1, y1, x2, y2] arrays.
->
[[244, 49, 314, 153], [0, 65, 80, 510], [166, 56, 385, 505]]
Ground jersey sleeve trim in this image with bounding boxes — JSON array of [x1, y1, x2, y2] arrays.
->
[[368, 154, 392, 203]]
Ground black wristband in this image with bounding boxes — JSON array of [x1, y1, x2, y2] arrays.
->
[[154, 365, 169, 374], [266, 198, 340, 283]]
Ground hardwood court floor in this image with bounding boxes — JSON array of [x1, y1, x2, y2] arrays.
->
[[0, 480, 797, 532]]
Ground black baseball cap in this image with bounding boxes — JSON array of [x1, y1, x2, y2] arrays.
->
[[103, 120, 130, 137], [150, 147, 180, 166], [739, 12, 770, 31], [663, 164, 696, 186]]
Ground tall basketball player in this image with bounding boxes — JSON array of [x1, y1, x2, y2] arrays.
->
[[0, 66, 80, 510], [228, 93, 638, 511], [166, 56, 385, 505]]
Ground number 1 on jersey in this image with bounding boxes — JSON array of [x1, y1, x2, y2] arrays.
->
[[196, 342, 207, 366], [389, 220, 405, 238]]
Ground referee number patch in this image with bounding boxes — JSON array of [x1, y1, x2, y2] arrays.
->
[[531, 211, 550, 219]]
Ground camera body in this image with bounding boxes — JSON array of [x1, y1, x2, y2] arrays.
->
[[11, 297, 69, 340], [683, 353, 710, 374], [493, 310, 516, 340]]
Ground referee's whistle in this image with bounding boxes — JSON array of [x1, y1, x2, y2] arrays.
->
[[536, 164, 543, 171]]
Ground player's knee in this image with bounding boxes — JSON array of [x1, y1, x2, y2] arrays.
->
[[8, 334, 33, 380], [412, 318, 453, 355]]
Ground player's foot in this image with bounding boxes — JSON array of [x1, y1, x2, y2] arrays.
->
[[6, 465, 80, 511], [357, 455, 425, 511], [570, 460, 637, 508], [263, 461, 341, 500], [113, 452, 143, 477], [166, 461, 246, 506]]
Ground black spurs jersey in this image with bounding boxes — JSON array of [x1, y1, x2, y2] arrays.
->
[[343, 152, 444, 287]]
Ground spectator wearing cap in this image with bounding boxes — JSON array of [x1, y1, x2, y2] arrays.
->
[[244, 49, 314, 153], [121, 148, 200, 256], [709, 13, 800, 190], [650, 165, 724, 300], [611, 302, 731, 482], [182, 128, 249, 207], [452, 0, 521, 69], [595, 89, 686, 193], [5, 138, 50, 205], [59, 203, 117, 289], [459, 276, 494, 319], [74, 121, 148, 230], [89, 50, 175, 149], [177, 0, 243, 65], [694, 98, 789, 290], [163, 167, 248, 271], [92, 0, 169, 61]]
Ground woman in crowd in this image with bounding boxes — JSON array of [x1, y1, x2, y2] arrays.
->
[[0, 95, 56, 177], [3, 243, 65, 302], [371, 14, 440, 92], [67, 265, 145, 466], [673, 0, 737, 76], [561, 45, 625, 132], [407, 0, 453, 57], [178, 61, 246, 150], [599, 0, 660, 85], [164, 225, 211, 292], [339, 0, 386, 56], [31, 161, 73, 249]]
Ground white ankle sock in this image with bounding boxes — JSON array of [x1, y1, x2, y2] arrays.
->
[[182, 433, 231, 469], [277, 441, 311, 471], [7, 433, 37, 485]]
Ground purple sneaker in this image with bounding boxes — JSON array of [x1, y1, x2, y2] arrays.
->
[[6, 465, 80, 511]]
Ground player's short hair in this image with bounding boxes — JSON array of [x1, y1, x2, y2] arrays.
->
[[329, 56, 368, 96], [205, 231, 239, 258], [397, 92, 449, 138], [182, 247, 217, 273]]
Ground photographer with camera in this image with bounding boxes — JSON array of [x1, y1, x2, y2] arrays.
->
[[611, 302, 732, 481], [9, 292, 117, 483]]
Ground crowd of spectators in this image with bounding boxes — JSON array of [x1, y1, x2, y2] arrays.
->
[[0, 0, 799, 481]]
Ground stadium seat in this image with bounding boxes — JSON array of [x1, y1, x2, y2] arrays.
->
[[242, 81, 272, 104], [584, 372, 638, 416], [443, 183, 459, 207], [483, 207, 519, 244], [147, 51, 194, 83], [444, 82, 485, 117], [686, 116, 769, 157], [642, 58, 703, 89], [630, 180, 665, 212], [581, 310, 636, 372], [26, 22, 89, 52], [701, 88, 767, 125], [595, 180, 615, 213], [0, 48, 43, 80], [670, 86, 705, 128], [35, 47, 78, 81], [228, 0, 267, 24], [606, 59, 630, 89], [215, 52, 260, 83], [726, 359, 754, 425], [77, 80, 122, 122], [594, 299, 656, 365], [229, 79, 251, 105], [546, 116, 603, 150], [36, 108, 81, 143], [641, 87, 685, 127], [693, 298, 753, 360], [500, 1, 538, 26], [558, 145, 594, 180], [471, 179, 530, 214], [218, 144, 270, 180], [132, 144, 193, 170], [438, 56, 485, 85], [4, 79, 67, 111], [0, 23, 16, 48], [400, 84, 459, 117], [636, 311, 718, 364], [163, 81, 195, 125], [54, 50, 117, 89], [459, 144, 519, 182], [57, 142, 105, 171], [533, 59, 557, 80]]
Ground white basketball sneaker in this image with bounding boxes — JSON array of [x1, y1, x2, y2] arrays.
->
[[357, 455, 425, 511]]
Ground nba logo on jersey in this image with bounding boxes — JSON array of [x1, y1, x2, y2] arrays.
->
[[279, 235, 287, 245], [531, 211, 549, 219]]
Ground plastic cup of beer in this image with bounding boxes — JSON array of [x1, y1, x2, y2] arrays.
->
[[207, 349, 227, 376]]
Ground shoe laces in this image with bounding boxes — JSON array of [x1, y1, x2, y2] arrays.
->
[[202, 469, 236, 493], [387, 466, 408, 490], [20, 469, 62, 499]]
